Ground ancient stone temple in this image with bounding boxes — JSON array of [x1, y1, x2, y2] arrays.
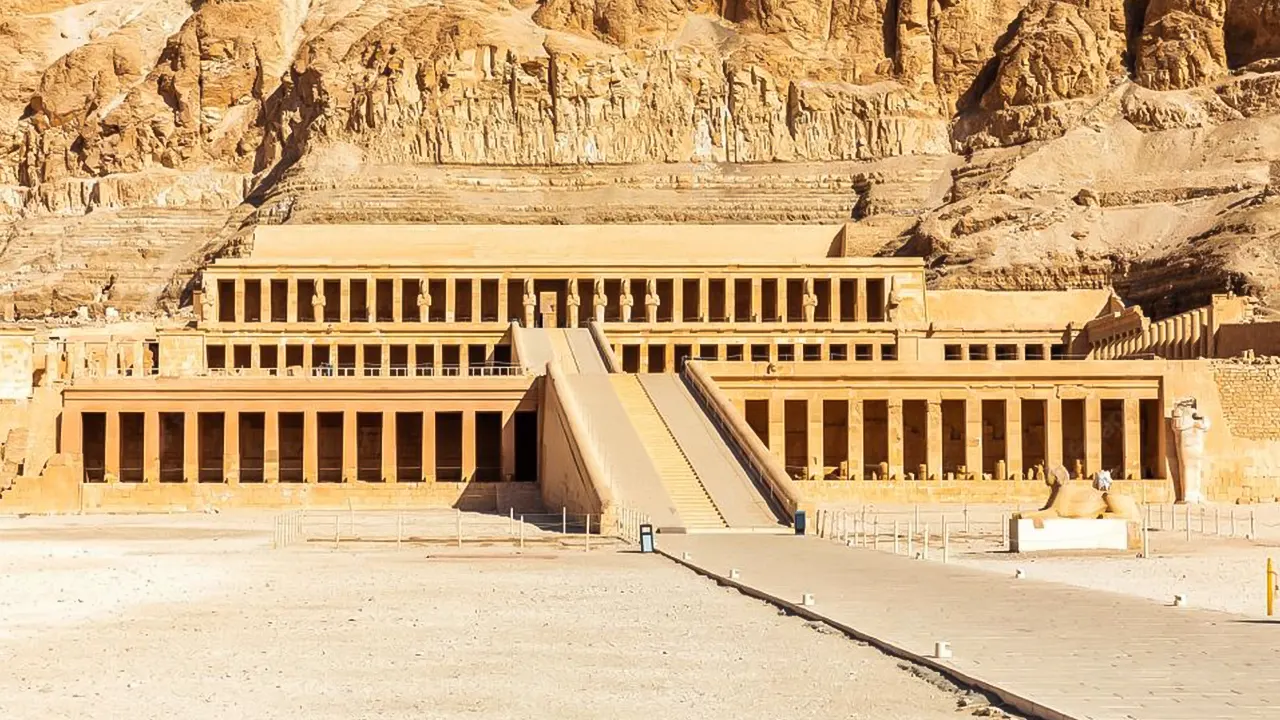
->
[[3, 223, 1280, 527]]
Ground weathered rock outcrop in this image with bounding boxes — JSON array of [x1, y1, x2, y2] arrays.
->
[[0, 0, 1278, 318]]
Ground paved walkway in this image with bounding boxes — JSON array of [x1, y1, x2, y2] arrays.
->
[[657, 534, 1280, 720]]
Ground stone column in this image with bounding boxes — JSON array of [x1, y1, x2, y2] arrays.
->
[[777, 277, 789, 322], [672, 278, 684, 322], [183, 411, 199, 483], [501, 409, 516, 481], [830, 278, 842, 322], [459, 344, 470, 376], [302, 342, 313, 375], [806, 398, 823, 480], [105, 411, 120, 482], [445, 278, 457, 322], [303, 410, 317, 483], [264, 411, 279, 483], [471, 281, 483, 324], [887, 398, 904, 481], [767, 398, 785, 468], [250, 344, 261, 370], [697, 277, 709, 321], [144, 410, 160, 483], [1046, 399, 1063, 471], [225, 411, 240, 484], [750, 278, 762, 321], [724, 277, 736, 322], [382, 411, 396, 483], [856, 278, 868, 322], [964, 399, 982, 480], [461, 411, 476, 482], [848, 397, 864, 480], [1006, 397, 1023, 480], [926, 400, 943, 480], [1085, 396, 1102, 477], [105, 340, 119, 377], [354, 344, 364, 375], [381, 343, 391, 376], [497, 279, 509, 323], [342, 411, 357, 482], [1042, 342, 1053, 361], [1123, 397, 1142, 480], [234, 278, 245, 324], [639, 344, 650, 373], [260, 280, 271, 324], [287, 279, 298, 323], [392, 278, 403, 323], [433, 340, 443, 376], [339, 278, 351, 323], [1190, 310, 1204, 358], [422, 410, 436, 482]]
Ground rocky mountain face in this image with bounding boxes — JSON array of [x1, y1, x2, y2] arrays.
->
[[1, 0, 1279, 318]]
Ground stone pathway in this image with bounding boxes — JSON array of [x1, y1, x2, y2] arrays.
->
[[656, 534, 1280, 720]]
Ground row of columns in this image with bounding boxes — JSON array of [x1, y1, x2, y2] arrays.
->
[[81, 409, 516, 483], [762, 395, 1147, 482], [1095, 310, 1209, 359], [205, 275, 890, 326], [209, 341, 506, 375]]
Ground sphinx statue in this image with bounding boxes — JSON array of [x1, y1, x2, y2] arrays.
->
[[1020, 466, 1141, 521]]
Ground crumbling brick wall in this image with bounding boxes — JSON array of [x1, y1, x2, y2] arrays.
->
[[1214, 361, 1280, 440]]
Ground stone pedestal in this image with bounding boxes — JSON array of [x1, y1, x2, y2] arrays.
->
[[1009, 517, 1136, 552]]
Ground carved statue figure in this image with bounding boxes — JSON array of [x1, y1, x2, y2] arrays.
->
[[522, 278, 537, 327], [1020, 465, 1140, 521], [566, 284, 581, 325], [885, 278, 903, 322], [802, 277, 819, 322], [311, 288, 326, 322], [1172, 398, 1210, 503], [593, 278, 607, 323], [645, 278, 661, 323], [199, 275, 216, 322], [416, 279, 431, 321], [619, 283, 634, 322]]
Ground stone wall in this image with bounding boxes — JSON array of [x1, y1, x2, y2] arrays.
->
[[1214, 361, 1280, 440]]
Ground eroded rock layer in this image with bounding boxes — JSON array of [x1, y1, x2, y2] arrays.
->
[[1, 0, 1279, 317]]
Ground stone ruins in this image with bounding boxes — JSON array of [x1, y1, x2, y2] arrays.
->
[[2, 223, 1280, 529]]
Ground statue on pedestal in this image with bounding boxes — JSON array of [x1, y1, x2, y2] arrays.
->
[[1021, 465, 1140, 521], [199, 276, 216, 323], [566, 284, 581, 326], [1172, 398, 1210, 503], [593, 278, 607, 323], [802, 277, 818, 323], [644, 278, 661, 323]]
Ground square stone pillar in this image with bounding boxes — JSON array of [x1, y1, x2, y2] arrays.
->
[[1042, 342, 1053, 360], [105, 411, 120, 482], [234, 278, 245, 323], [433, 340, 443, 376], [303, 410, 317, 483], [750, 278, 762, 321], [767, 398, 784, 467], [250, 344, 261, 370], [144, 410, 160, 483], [445, 278, 457, 322], [848, 397, 864, 480], [105, 340, 118, 377], [461, 411, 476, 482], [365, 276, 376, 323], [381, 343, 391, 376], [639, 344, 650, 372], [856, 278, 868, 322], [342, 411, 357, 482], [225, 411, 240, 484], [1006, 397, 1023, 480], [422, 410, 436, 482], [501, 410, 516, 481], [183, 411, 199, 483], [664, 343, 675, 373], [724, 278, 736, 322], [777, 278, 788, 322], [302, 342, 313, 374], [260, 280, 271, 324], [926, 400, 943, 480], [339, 278, 351, 323], [354, 344, 364, 374], [264, 411, 279, 483], [471, 283, 483, 324], [1046, 399, 1063, 472], [964, 399, 982, 480], [830, 278, 841, 322], [671, 278, 684, 322], [697, 277, 709, 322], [887, 398, 904, 481], [287, 279, 298, 323], [1123, 397, 1142, 480], [1085, 396, 1102, 476], [806, 398, 823, 480], [458, 345, 469, 376], [391, 278, 403, 323], [497, 279, 509, 323], [382, 411, 396, 483]]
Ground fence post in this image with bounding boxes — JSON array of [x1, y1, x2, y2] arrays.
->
[[942, 520, 949, 564], [1231, 507, 1236, 537], [1001, 513, 1009, 550], [963, 504, 970, 534], [396, 513, 402, 548], [334, 514, 340, 548], [1215, 507, 1221, 536], [1185, 504, 1191, 541], [509, 507, 514, 536], [907, 525, 914, 557], [893, 520, 900, 554], [457, 508, 462, 548], [873, 516, 879, 550], [586, 514, 592, 552], [1251, 510, 1256, 539], [519, 515, 525, 549], [562, 507, 567, 535], [922, 523, 930, 560]]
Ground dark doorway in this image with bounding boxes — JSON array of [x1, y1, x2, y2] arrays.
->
[[356, 412, 382, 482], [475, 411, 502, 481], [515, 411, 538, 481], [82, 412, 106, 482], [279, 412, 304, 482], [435, 412, 463, 481], [239, 412, 265, 483], [317, 412, 343, 482]]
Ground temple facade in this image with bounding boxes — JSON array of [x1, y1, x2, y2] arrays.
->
[[2, 224, 1278, 524]]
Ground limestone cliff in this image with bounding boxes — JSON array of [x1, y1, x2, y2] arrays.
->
[[0, 0, 1279, 317]]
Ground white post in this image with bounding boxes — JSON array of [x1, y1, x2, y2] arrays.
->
[[1200, 507, 1205, 534], [913, 504, 920, 536], [963, 504, 970, 534], [1185, 504, 1191, 541], [456, 508, 462, 548], [1215, 507, 1221, 536], [894, 520, 900, 554], [586, 514, 592, 551], [942, 520, 949, 564], [519, 514, 525, 549], [396, 513, 402, 547], [1141, 524, 1149, 559], [334, 514, 340, 548], [509, 507, 514, 536], [907, 525, 914, 557], [923, 523, 930, 560], [1231, 507, 1236, 537], [562, 506, 567, 535], [1001, 513, 1009, 549], [1251, 510, 1256, 539], [873, 517, 879, 550]]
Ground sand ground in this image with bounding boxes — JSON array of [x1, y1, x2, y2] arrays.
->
[[818, 501, 1280, 617], [0, 512, 967, 720]]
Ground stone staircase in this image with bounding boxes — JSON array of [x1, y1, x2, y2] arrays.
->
[[610, 375, 725, 530]]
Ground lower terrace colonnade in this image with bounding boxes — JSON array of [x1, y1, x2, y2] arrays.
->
[[65, 407, 540, 485], [729, 393, 1163, 483]]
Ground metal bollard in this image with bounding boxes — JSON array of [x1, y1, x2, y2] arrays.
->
[[562, 506, 567, 535], [894, 520, 901, 554]]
